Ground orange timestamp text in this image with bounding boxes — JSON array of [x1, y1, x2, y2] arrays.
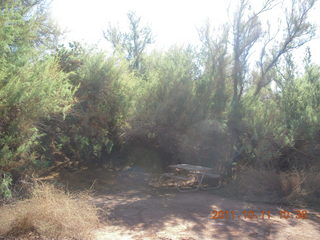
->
[[209, 209, 308, 220]]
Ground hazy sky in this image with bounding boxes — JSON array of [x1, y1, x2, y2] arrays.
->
[[50, 0, 319, 62], [50, 0, 230, 48]]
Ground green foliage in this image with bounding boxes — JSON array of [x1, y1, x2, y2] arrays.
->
[[197, 23, 230, 120], [239, 62, 320, 167], [135, 47, 202, 129], [0, 172, 12, 199], [41, 47, 140, 164], [72, 51, 137, 134], [280, 67, 320, 139], [0, 0, 76, 171]]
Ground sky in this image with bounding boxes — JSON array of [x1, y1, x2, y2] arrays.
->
[[50, 0, 230, 49], [50, 0, 320, 63]]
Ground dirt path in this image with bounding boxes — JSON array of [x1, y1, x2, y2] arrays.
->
[[93, 190, 320, 240], [59, 168, 320, 240]]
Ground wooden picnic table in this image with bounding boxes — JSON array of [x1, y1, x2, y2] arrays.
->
[[165, 164, 221, 191]]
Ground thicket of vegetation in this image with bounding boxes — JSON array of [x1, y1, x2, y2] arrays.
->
[[1, 0, 320, 206]]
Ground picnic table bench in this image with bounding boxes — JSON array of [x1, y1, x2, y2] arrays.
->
[[158, 164, 221, 191]]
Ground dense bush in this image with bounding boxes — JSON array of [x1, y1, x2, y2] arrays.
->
[[0, 0, 76, 191], [38, 47, 141, 166]]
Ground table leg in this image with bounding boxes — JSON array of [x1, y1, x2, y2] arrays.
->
[[196, 173, 205, 190]]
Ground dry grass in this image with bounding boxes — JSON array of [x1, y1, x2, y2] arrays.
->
[[233, 168, 320, 205], [0, 183, 100, 239], [233, 168, 283, 201]]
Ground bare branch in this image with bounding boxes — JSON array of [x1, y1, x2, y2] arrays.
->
[[103, 24, 124, 51], [231, 0, 276, 101], [255, 0, 317, 95]]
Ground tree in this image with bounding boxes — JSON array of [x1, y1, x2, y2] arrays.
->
[[104, 11, 154, 71], [255, 0, 317, 95], [198, 22, 230, 120], [228, 0, 317, 144], [0, 0, 75, 177]]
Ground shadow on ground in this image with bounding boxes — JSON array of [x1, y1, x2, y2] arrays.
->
[[57, 167, 320, 240]]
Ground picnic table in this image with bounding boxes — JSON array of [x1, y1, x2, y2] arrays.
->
[[159, 164, 221, 191]]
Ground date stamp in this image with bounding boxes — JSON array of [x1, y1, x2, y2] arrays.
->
[[209, 209, 308, 220]]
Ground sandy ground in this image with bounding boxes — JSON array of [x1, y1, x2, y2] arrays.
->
[[58, 168, 320, 240]]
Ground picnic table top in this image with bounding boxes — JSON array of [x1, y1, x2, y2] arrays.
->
[[169, 164, 214, 173]]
